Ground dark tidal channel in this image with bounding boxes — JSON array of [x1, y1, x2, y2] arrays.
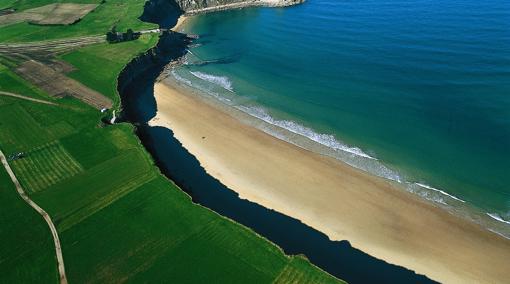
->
[[118, 8, 437, 284]]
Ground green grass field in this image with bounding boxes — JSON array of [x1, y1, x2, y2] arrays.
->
[[0, 1, 344, 282], [0, 0, 157, 42], [0, 165, 58, 283], [0, 102, 55, 152], [12, 141, 83, 193], [60, 34, 159, 103], [0, 76, 342, 283], [0, 0, 16, 9]]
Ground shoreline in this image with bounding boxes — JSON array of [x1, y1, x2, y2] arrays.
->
[[150, 79, 510, 283], [170, 15, 188, 32], [119, 14, 439, 283]]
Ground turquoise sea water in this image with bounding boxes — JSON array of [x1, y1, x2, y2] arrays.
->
[[170, 0, 510, 236]]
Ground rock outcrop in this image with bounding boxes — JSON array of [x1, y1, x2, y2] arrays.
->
[[175, 0, 304, 14]]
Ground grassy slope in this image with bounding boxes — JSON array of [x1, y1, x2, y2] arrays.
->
[[0, 1, 344, 283]]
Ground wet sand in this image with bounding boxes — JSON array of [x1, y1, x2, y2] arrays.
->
[[150, 81, 510, 283]]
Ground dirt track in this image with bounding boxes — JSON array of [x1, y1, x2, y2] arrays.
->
[[0, 90, 58, 105]]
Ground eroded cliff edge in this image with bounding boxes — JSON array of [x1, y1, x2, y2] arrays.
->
[[175, 0, 304, 14]]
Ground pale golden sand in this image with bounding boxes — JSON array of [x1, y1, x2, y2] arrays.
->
[[151, 81, 510, 283], [171, 15, 188, 32]]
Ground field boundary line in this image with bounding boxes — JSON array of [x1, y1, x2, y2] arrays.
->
[[0, 91, 57, 106], [0, 150, 67, 284]]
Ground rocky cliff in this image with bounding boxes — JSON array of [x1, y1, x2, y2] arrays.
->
[[175, 0, 304, 14]]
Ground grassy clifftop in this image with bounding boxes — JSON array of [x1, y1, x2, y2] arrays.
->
[[0, 0, 343, 283]]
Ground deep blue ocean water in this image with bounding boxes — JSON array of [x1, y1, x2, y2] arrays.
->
[[170, 0, 510, 236]]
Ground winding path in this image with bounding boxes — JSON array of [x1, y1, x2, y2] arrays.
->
[[0, 151, 67, 284]]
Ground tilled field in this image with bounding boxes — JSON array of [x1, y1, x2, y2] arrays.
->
[[0, 3, 98, 26], [15, 60, 112, 110], [0, 35, 106, 60]]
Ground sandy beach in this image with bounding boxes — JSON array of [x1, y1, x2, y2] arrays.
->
[[150, 81, 510, 283], [171, 15, 188, 32]]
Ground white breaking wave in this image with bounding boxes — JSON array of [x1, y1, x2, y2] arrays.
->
[[487, 213, 510, 225], [411, 187, 448, 205], [184, 50, 196, 65], [415, 183, 466, 203], [171, 70, 232, 103], [171, 69, 193, 86], [190, 71, 234, 92], [236, 105, 376, 160], [488, 229, 510, 240]]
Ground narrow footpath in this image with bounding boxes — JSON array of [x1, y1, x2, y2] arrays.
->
[[0, 150, 67, 284], [0, 91, 58, 105]]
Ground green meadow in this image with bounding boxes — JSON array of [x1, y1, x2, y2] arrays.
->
[[0, 0, 157, 42], [0, 165, 58, 283], [0, 0, 344, 282], [60, 34, 159, 103]]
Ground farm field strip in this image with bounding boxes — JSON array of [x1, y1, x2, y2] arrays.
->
[[0, 150, 68, 284], [0, 102, 53, 152], [0, 35, 105, 55], [0, 165, 58, 282], [0, 0, 157, 43], [0, 3, 98, 26], [15, 60, 113, 109], [0, 35, 105, 48], [34, 148, 158, 231], [12, 140, 83, 193], [273, 258, 340, 284]]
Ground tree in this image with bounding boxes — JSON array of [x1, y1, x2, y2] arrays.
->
[[126, 28, 134, 41], [106, 26, 118, 43]]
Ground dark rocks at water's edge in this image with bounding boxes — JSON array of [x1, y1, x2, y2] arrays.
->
[[117, 1, 437, 283], [141, 0, 183, 28]]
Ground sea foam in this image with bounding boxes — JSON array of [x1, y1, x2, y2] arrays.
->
[[170, 69, 193, 86], [487, 213, 510, 225], [190, 71, 234, 92], [415, 183, 466, 203], [171, 69, 232, 103], [235, 105, 376, 160]]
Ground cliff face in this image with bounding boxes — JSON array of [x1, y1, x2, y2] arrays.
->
[[175, 0, 304, 14]]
